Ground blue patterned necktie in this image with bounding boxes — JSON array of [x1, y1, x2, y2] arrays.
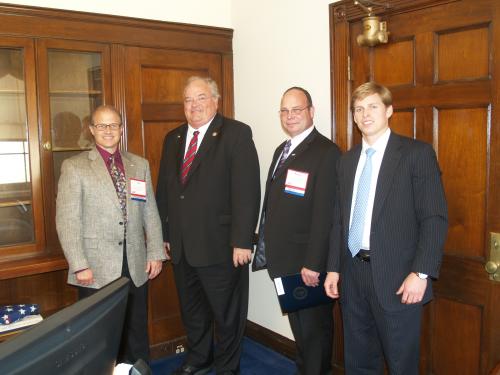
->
[[109, 154, 127, 228], [273, 139, 291, 178], [348, 148, 376, 257]]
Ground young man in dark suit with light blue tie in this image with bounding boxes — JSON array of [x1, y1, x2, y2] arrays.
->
[[254, 87, 341, 375], [325, 82, 448, 374]]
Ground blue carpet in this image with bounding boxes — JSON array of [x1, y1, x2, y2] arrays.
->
[[150, 337, 296, 374]]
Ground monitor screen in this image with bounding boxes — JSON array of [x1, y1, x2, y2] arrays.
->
[[0, 277, 129, 375]]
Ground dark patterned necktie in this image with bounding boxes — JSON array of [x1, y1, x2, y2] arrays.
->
[[181, 130, 199, 185], [273, 139, 291, 179], [109, 154, 127, 227]]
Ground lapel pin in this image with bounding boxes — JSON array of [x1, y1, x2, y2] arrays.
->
[[212, 132, 218, 136], [177, 134, 181, 139]]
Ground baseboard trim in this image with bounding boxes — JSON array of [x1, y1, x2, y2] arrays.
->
[[245, 320, 296, 360]]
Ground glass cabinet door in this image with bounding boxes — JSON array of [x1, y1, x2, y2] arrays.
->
[[0, 47, 34, 247], [37, 40, 111, 249]]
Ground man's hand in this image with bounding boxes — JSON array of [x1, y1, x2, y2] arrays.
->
[[324, 272, 340, 299], [146, 260, 163, 280], [396, 272, 428, 304], [76, 268, 94, 286], [301, 267, 320, 287], [163, 242, 171, 260], [233, 248, 252, 267]]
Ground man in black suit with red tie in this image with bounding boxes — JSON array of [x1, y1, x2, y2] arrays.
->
[[156, 76, 260, 375], [253, 87, 341, 375], [325, 82, 448, 374]]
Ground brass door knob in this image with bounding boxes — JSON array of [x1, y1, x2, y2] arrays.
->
[[485, 260, 499, 275], [42, 141, 52, 151]]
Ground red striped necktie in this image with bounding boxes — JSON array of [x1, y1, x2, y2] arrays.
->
[[181, 130, 199, 185]]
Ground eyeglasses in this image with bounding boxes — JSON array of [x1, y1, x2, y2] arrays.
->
[[91, 123, 122, 131], [184, 95, 213, 105], [279, 106, 310, 117]]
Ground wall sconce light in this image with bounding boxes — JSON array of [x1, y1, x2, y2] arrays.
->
[[354, 0, 390, 47]]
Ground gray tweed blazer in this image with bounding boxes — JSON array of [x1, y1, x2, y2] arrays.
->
[[56, 147, 165, 288]]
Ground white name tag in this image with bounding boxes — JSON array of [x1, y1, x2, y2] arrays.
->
[[284, 169, 309, 197], [130, 178, 146, 201], [274, 277, 285, 296]]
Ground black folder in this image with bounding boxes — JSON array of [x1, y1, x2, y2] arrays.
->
[[273, 272, 333, 313]]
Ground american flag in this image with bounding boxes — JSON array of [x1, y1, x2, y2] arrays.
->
[[0, 304, 39, 325]]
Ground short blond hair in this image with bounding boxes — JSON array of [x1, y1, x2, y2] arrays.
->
[[351, 82, 392, 111]]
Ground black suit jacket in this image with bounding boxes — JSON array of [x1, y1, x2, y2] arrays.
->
[[156, 114, 260, 266], [328, 132, 448, 311], [260, 128, 341, 278]]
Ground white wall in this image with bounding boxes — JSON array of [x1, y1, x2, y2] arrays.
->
[[7, 0, 339, 340], [232, 0, 338, 339], [4, 0, 232, 27]]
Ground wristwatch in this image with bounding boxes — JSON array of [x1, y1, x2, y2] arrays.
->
[[414, 272, 428, 279]]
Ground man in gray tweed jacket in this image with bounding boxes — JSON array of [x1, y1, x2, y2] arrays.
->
[[56, 105, 165, 364]]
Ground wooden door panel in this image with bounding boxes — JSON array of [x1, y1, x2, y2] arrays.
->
[[439, 107, 487, 257], [391, 110, 415, 138], [124, 46, 225, 358], [437, 25, 490, 82], [373, 38, 415, 87], [331, 0, 500, 373], [432, 298, 482, 374]]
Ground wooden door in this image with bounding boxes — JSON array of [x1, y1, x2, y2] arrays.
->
[[331, 0, 500, 373], [124, 46, 229, 358]]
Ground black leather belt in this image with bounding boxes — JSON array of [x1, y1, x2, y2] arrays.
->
[[355, 249, 370, 262]]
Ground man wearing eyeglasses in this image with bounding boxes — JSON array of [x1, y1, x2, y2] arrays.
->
[[156, 76, 260, 375], [56, 104, 165, 365], [253, 87, 341, 375]]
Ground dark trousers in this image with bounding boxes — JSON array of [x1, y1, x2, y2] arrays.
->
[[341, 257, 422, 375], [173, 252, 249, 375], [78, 243, 149, 364], [288, 302, 334, 375]]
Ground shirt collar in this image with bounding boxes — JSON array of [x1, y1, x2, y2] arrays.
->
[[361, 128, 391, 154], [187, 115, 215, 139], [288, 125, 315, 149], [96, 145, 121, 165]]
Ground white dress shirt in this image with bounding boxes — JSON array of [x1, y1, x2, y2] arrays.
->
[[349, 128, 391, 251], [272, 126, 315, 174], [183, 116, 214, 156]]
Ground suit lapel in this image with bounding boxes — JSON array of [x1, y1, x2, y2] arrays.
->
[[343, 145, 361, 234], [184, 114, 223, 185], [371, 133, 402, 222], [122, 152, 138, 202], [176, 125, 188, 178], [88, 147, 121, 211]]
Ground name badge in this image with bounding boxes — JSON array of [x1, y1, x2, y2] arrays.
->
[[284, 169, 309, 197], [130, 178, 146, 201]]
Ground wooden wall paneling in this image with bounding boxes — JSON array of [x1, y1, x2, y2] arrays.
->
[[390, 109, 415, 138]]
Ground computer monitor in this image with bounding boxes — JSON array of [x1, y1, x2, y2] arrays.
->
[[0, 277, 129, 375]]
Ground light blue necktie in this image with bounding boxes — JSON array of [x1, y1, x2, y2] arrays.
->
[[348, 148, 376, 257]]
